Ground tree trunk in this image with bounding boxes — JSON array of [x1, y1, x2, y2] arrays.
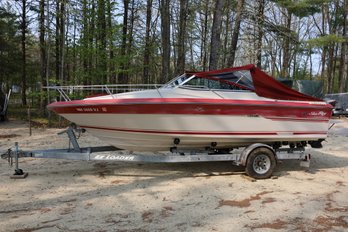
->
[[55, 0, 60, 83], [90, 0, 96, 85], [256, 0, 265, 68], [222, 3, 230, 67], [127, 0, 136, 83], [60, 0, 65, 84], [309, 46, 313, 80], [339, 0, 347, 92], [175, 0, 188, 75], [171, 8, 177, 73], [82, 0, 89, 85], [332, 43, 339, 92], [97, 0, 107, 83], [327, 1, 338, 93], [321, 46, 327, 80], [209, 0, 224, 70], [65, 4, 70, 83], [345, 0, 348, 92], [228, 0, 244, 67], [189, 31, 195, 69], [119, 0, 129, 84], [281, 9, 291, 78], [21, 0, 27, 106], [327, 44, 335, 93], [39, 0, 46, 110], [143, 0, 153, 84], [45, 0, 51, 105], [346, 53, 348, 92], [201, 0, 209, 71], [107, 0, 114, 83], [320, 4, 328, 89], [160, 0, 171, 83], [72, 12, 77, 84]]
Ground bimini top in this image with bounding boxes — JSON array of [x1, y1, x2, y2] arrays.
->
[[162, 64, 321, 102]]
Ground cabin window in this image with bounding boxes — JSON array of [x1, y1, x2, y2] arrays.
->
[[206, 70, 254, 90], [182, 78, 237, 90]]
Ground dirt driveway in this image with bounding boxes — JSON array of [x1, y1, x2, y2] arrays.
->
[[1, 120, 348, 231]]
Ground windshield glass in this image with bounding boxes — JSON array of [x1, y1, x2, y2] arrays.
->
[[161, 74, 194, 88], [161, 70, 254, 91]]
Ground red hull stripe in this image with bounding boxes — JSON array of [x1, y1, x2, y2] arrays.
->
[[48, 100, 332, 121], [47, 97, 331, 108], [81, 125, 327, 136]]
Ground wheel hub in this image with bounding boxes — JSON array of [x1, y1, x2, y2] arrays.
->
[[253, 154, 271, 175]]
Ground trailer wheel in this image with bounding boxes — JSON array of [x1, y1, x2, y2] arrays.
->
[[245, 147, 276, 179]]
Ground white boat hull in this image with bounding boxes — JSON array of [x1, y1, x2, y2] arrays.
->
[[61, 113, 329, 151]]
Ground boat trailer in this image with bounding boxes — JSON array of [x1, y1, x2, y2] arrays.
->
[[1, 126, 311, 179]]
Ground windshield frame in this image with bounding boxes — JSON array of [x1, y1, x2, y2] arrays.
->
[[160, 70, 255, 92], [161, 74, 196, 89]]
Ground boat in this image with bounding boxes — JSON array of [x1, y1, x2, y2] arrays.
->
[[47, 64, 333, 152]]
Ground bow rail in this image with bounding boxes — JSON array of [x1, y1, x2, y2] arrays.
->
[[44, 84, 163, 101]]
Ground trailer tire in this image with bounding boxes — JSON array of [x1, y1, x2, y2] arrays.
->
[[245, 147, 276, 179]]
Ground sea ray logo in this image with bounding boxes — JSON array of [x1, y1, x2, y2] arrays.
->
[[309, 111, 327, 117]]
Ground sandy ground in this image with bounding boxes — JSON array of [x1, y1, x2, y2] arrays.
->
[[0, 119, 348, 232]]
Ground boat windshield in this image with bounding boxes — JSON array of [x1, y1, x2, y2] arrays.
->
[[161, 70, 254, 91], [161, 73, 195, 88]]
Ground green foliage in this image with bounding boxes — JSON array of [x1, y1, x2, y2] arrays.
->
[[292, 65, 311, 80], [272, 0, 328, 17], [0, 6, 22, 84], [305, 34, 346, 47], [264, 23, 299, 43]]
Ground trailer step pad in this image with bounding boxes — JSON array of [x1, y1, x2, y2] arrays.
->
[[10, 172, 28, 179]]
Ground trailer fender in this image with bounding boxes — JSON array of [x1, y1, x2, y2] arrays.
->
[[239, 143, 275, 166]]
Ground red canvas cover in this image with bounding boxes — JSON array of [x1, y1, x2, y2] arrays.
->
[[195, 64, 322, 102]]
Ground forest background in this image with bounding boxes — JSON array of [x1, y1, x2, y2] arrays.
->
[[0, 0, 347, 108]]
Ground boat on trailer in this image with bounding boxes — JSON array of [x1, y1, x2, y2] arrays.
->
[[48, 64, 332, 152], [1, 64, 333, 179]]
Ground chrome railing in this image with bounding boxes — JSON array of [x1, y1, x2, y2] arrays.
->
[[44, 84, 163, 101]]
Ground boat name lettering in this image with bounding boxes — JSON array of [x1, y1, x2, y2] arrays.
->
[[76, 107, 100, 112], [94, 155, 135, 161], [195, 107, 204, 112], [246, 114, 259, 117], [308, 111, 327, 117]]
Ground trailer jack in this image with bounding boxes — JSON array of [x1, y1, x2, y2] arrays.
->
[[4, 142, 28, 179]]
